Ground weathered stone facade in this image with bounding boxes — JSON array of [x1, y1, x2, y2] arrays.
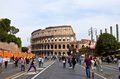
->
[[0, 42, 21, 53], [31, 25, 76, 56]]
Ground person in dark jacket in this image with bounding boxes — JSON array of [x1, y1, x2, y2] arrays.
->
[[27, 58, 36, 72], [62, 55, 66, 68], [72, 56, 76, 69]]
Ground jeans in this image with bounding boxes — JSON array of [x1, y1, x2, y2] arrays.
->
[[86, 66, 91, 78], [5, 61, 8, 68], [63, 63, 66, 68], [21, 65, 25, 71], [39, 61, 42, 67]]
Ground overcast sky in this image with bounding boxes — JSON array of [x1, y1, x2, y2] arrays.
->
[[0, 0, 120, 46]]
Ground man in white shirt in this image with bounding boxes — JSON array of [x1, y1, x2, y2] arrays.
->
[[3, 56, 9, 68]]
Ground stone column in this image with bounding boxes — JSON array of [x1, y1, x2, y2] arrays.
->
[[110, 26, 112, 35], [105, 28, 107, 33], [100, 29, 102, 35]]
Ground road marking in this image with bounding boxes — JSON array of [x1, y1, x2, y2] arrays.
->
[[37, 68, 44, 70], [25, 71, 38, 75], [102, 66, 118, 71], [103, 65, 117, 69], [94, 72, 107, 79], [5, 72, 24, 79], [31, 61, 56, 79], [80, 65, 107, 79], [12, 72, 26, 79]]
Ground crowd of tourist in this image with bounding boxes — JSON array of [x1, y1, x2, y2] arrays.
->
[[59, 54, 120, 78]]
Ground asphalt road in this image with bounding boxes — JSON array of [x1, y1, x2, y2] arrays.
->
[[0, 61, 119, 79], [34, 61, 107, 79]]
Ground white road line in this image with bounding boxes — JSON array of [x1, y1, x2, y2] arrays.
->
[[94, 72, 107, 79], [31, 61, 56, 79], [103, 65, 117, 69], [5, 72, 23, 79], [12, 72, 26, 79], [102, 66, 118, 71], [80, 65, 107, 79]]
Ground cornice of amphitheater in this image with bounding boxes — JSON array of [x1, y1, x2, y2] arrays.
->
[[31, 25, 75, 39]]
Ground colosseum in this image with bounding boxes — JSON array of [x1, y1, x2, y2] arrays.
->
[[31, 25, 76, 56]]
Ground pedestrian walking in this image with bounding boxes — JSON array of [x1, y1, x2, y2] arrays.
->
[[20, 58, 25, 71], [118, 57, 120, 72], [62, 55, 66, 68], [0, 55, 3, 73], [81, 55, 85, 65], [68, 55, 72, 68], [25, 57, 30, 69], [14, 57, 19, 68], [3, 56, 9, 69], [106, 56, 111, 64], [84, 55, 92, 78], [41, 57, 44, 67], [72, 56, 76, 70], [91, 57, 96, 78], [38, 57, 42, 67], [96, 57, 103, 72], [27, 58, 36, 72]]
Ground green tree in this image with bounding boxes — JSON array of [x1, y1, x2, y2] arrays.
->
[[9, 26, 19, 35], [0, 18, 11, 32], [68, 46, 76, 56], [0, 18, 21, 48], [79, 46, 89, 54], [22, 47, 28, 52], [95, 33, 120, 56], [0, 18, 11, 41]]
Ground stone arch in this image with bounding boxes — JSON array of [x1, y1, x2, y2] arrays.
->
[[67, 44, 69, 49], [55, 52, 57, 55], [63, 44, 65, 49], [48, 45, 50, 49], [59, 44, 61, 49], [59, 52, 61, 56], [51, 44, 53, 49], [55, 45, 57, 49]]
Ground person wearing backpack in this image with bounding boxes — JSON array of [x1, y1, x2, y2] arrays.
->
[[38, 57, 42, 67]]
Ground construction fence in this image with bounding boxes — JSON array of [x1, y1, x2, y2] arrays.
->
[[0, 52, 35, 58]]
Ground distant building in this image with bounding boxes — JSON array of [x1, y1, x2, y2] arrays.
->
[[80, 39, 96, 49], [70, 39, 96, 53], [31, 25, 96, 56], [31, 25, 76, 56]]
